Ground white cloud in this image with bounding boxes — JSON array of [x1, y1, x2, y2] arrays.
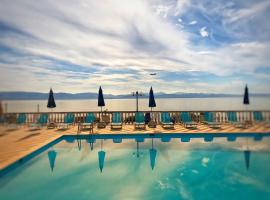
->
[[189, 20, 197, 25], [199, 26, 209, 37], [201, 157, 210, 167], [225, 0, 270, 23]]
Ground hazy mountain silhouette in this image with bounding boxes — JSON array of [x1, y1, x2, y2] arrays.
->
[[0, 91, 269, 100]]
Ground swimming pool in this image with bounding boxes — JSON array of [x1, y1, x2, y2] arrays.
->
[[0, 134, 270, 200]]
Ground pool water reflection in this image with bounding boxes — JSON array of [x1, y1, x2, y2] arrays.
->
[[0, 135, 270, 200]]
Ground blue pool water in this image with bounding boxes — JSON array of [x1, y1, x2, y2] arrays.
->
[[0, 135, 270, 200]]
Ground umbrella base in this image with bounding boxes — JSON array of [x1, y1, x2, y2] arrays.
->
[[148, 121, 156, 128], [47, 122, 56, 129], [97, 121, 106, 129]]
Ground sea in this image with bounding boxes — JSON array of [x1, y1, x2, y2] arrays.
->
[[2, 97, 270, 113]]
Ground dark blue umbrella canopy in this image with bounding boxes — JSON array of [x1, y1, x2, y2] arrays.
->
[[243, 85, 250, 105], [149, 87, 156, 108], [98, 86, 105, 107], [47, 88, 56, 108]]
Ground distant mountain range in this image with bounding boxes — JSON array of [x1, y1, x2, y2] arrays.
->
[[0, 91, 270, 100]]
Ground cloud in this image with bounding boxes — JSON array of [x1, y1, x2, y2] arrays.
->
[[201, 157, 210, 167], [199, 27, 209, 37], [225, 0, 270, 23], [0, 0, 269, 94], [189, 20, 197, 25]]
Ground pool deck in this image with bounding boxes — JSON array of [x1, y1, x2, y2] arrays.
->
[[0, 123, 270, 170]]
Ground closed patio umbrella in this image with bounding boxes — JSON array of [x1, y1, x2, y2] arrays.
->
[[98, 86, 105, 124], [149, 87, 156, 112], [243, 85, 250, 124], [243, 85, 250, 105], [48, 150, 57, 172], [47, 88, 56, 126], [47, 88, 56, 108], [148, 87, 157, 127], [98, 86, 105, 112]]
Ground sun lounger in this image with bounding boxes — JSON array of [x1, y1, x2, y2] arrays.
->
[[58, 113, 75, 130], [0, 115, 5, 124], [134, 112, 146, 129], [180, 112, 198, 128], [16, 113, 26, 125], [253, 111, 270, 127], [78, 113, 96, 133], [111, 112, 122, 130], [6, 113, 26, 129], [29, 113, 48, 129], [203, 112, 221, 128], [253, 111, 263, 122], [227, 111, 246, 128], [161, 112, 174, 129]]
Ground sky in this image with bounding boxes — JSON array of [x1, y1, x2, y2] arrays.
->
[[0, 0, 270, 94]]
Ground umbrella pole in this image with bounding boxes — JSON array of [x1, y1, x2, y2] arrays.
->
[[151, 107, 153, 122], [100, 107, 102, 122], [50, 108, 52, 123]]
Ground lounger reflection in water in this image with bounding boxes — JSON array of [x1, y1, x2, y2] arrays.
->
[[29, 113, 48, 130], [227, 111, 246, 128], [58, 113, 74, 130], [78, 113, 96, 132], [111, 112, 122, 130], [134, 112, 146, 130], [180, 112, 198, 128], [161, 112, 174, 129], [203, 112, 221, 128]]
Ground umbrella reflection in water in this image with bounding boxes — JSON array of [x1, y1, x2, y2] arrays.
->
[[48, 150, 57, 172], [244, 138, 251, 170], [149, 138, 157, 170], [98, 140, 106, 172]]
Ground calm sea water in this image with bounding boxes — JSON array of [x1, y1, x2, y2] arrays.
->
[[2, 97, 270, 113], [0, 136, 270, 200]]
